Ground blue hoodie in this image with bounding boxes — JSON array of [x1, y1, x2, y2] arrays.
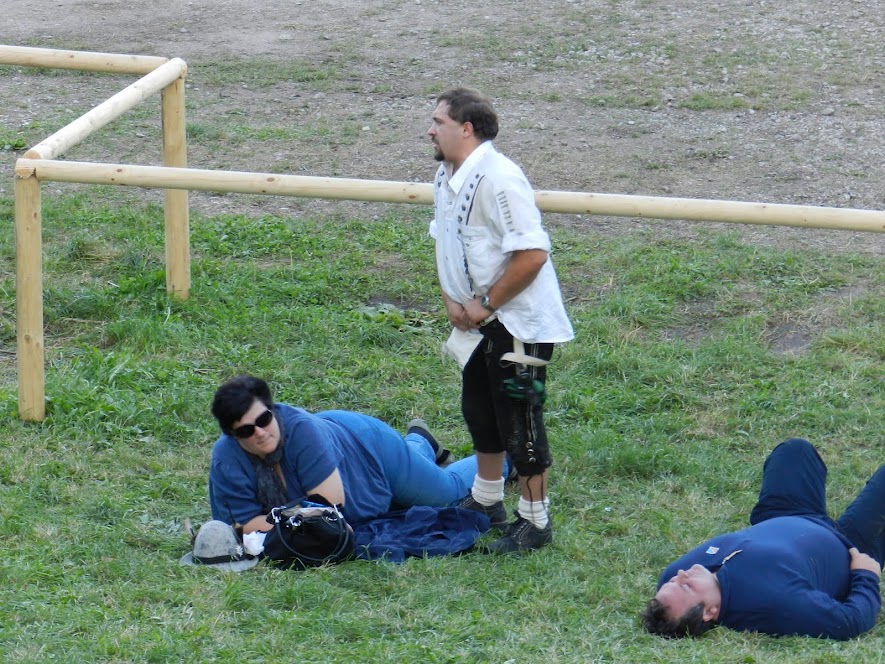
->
[[658, 516, 880, 639]]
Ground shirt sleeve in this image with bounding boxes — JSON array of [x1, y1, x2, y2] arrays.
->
[[771, 570, 881, 640], [282, 412, 344, 497], [480, 172, 551, 254], [208, 441, 263, 525]]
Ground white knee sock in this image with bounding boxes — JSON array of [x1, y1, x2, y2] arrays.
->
[[471, 475, 505, 506], [518, 496, 550, 529]]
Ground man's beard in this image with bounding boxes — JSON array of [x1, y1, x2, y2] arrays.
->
[[432, 143, 445, 162]]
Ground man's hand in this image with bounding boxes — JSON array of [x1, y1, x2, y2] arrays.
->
[[849, 547, 881, 577], [444, 298, 472, 330], [463, 296, 494, 327]]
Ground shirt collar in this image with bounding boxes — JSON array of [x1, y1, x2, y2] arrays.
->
[[447, 140, 494, 193]]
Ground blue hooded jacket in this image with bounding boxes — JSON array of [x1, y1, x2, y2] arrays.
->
[[658, 516, 880, 639]]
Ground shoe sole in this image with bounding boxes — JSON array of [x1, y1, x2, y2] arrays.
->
[[486, 535, 552, 554]]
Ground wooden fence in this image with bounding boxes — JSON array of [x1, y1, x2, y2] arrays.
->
[[3, 45, 883, 421]]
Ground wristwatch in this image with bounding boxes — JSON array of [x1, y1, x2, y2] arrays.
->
[[480, 294, 497, 313]]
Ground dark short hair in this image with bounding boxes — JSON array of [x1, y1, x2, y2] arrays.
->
[[211, 375, 274, 436], [640, 598, 716, 639], [436, 87, 499, 141]]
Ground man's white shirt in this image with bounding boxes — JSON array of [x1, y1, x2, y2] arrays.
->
[[430, 141, 574, 344]]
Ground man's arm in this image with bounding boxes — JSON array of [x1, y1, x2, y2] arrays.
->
[[752, 551, 881, 640], [463, 248, 548, 327], [724, 548, 881, 640], [777, 570, 881, 640]]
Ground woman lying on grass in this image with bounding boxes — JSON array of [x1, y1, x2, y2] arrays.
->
[[208, 374, 493, 533]]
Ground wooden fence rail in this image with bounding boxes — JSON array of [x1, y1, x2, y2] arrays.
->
[[3, 44, 882, 421]]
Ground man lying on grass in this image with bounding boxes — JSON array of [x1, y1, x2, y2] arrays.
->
[[642, 438, 882, 640]]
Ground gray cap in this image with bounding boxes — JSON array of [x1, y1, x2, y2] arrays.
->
[[180, 520, 260, 572]]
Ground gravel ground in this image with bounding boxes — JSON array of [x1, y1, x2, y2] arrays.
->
[[2, 0, 883, 255]]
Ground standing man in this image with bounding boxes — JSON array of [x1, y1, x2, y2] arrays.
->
[[427, 87, 574, 553], [642, 438, 883, 640]]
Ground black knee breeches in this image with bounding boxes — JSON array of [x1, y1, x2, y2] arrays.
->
[[461, 321, 554, 477]]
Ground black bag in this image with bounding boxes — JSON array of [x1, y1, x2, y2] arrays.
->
[[262, 501, 354, 570]]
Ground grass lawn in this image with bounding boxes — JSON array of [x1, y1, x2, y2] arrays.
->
[[0, 192, 882, 662]]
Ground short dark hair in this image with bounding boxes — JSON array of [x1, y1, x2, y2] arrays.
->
[[211, 375, 274, 436], [640, 598, 716, 639], [436, 87, 499, 141]]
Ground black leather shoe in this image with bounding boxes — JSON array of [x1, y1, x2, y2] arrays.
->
[[487, 514, 552, 553], [455, 493, 508, 530]]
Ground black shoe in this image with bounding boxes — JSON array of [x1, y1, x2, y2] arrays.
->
[[407, 418, 455, 467], [487, 514, 552, 554], [455, 493, 508, 530], [436, 448, 456, 467]]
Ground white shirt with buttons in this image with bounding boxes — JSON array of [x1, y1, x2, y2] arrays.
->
[[430, 141, 574, 344]]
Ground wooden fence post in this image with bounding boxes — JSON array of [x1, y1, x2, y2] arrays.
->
[[14, 170, 45, 421], [161, 73, 190, 298]]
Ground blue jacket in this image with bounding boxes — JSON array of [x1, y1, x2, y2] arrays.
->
[[658, 516, 881, 639]]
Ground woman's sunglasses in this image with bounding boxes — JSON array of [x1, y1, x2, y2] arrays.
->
[[233, 409, 274, 439]]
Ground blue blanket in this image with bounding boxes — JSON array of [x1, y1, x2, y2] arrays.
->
[[352, 506, 491, 563]]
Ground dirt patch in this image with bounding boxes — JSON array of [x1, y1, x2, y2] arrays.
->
[[766, 280, 879, 355], [3, 1, 884, 253]]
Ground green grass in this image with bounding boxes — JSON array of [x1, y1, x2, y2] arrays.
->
[[186, 120, 361, 147], [191, 59, 341, 89], [1, 193, 883, 662]]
